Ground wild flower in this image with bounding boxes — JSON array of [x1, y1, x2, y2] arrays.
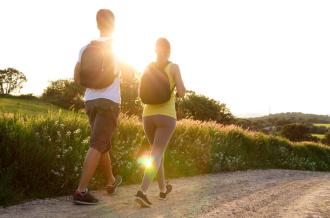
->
[[74, 129, 81, 135], [279, 146, 288, 154], [82, 137, 90, 145], [51, 170, 61, 177]]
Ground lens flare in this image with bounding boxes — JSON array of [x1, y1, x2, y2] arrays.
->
[[145, 158, 152, 168], [137, 154, 154, 169]]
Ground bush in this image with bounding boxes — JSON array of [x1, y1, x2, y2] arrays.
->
[[321, 131, 330, 145], [280, 123, 312, 142], [1, 113, 330, 206]]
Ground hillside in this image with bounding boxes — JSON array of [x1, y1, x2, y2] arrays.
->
[[0, 98, 59, 115], [248, 112, 330, 124], [0, 97, 79, 117]]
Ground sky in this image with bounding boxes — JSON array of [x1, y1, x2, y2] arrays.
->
[[0, 0, 329, 117]]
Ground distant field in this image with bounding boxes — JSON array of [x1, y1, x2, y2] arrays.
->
[[0, 98, 60, 115], [312, 134, 325, 139], [314, 123, 330, 128], [0, 97, 79, 117]]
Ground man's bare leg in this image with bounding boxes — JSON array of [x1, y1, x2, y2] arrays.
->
[[77, 147, 101, 192], [99, 152, 115, 186]]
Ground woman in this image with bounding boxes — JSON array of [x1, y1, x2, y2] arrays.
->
[[135, 38, 186, 207]]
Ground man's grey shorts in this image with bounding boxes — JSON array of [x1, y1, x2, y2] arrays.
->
[[85, 98, 120, 153]]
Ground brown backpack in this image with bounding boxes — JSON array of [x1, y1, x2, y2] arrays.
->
[[79, 40, 116, 89]]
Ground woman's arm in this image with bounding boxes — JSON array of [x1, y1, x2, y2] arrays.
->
[[171, 64, 186, 97]]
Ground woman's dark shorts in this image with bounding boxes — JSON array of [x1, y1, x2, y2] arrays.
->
[[85, 98, 120, 153]]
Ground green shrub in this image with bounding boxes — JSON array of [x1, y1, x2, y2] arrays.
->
[[321, 130, 330, 145], [280, 123, 311, 141], [1, 112, 330, 206]]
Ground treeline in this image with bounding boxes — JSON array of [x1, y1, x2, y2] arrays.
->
[[236, 113, 330, 145], [239, 112, 330, 129], [40, 63, 235, 124]]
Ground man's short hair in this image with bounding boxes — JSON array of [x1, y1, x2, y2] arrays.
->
[[96, 9, 115, 31]]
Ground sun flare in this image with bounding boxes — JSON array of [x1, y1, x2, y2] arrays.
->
[[112, 33, 155, 73], [137, 154, 154, 169]]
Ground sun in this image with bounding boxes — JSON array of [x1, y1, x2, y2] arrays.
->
[[112, 33, 155, 73]]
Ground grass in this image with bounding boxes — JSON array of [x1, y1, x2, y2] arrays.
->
[[312, 134, 325, 139], [1, 98, 330, 206], [0, 97, 83, 118], [0, 98, 61, 115], [314, 123, 330, 128]]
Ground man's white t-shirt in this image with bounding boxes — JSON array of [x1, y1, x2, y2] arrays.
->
[[78, 36, 121, 104]]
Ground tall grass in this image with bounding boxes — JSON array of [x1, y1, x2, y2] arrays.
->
[[1, 112, 330, 206]]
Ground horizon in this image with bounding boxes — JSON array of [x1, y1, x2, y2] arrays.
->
[[1, 0, 329, 116]]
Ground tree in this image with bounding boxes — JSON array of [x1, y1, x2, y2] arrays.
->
[[0, 68, 27, 94], [280, 123, 311, 142], [176, 91, 234, 124], [42, 79, 85, 111], [120, 62, 142, 116]]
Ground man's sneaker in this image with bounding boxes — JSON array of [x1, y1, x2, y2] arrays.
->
[[107, 175, 123, 194], [159, 184, 172, 200], [135, 190, 152, 208], [73, 189, 99, 205]]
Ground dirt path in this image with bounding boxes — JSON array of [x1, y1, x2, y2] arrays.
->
[[1, 170, 330, 218]]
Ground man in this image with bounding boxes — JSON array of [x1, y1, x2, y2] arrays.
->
[[73, 9, 122, 205]]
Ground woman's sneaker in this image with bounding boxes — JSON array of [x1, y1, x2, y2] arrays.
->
[[159, 184, 172, 200], [107, 175, 123, 194], [135, 190, 152, 207], [73, 189, 99, 205]]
